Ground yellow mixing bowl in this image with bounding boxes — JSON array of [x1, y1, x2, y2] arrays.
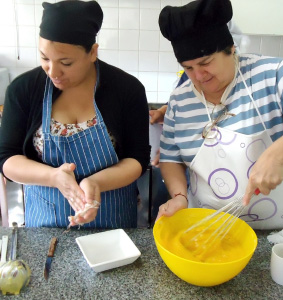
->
[[153, 208, 258, 287]]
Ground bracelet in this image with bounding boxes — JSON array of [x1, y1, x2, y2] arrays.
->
[[174, 192, 188, 202]]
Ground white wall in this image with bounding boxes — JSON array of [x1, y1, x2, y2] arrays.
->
[[0, 0, 283, 104], [231, 0, 283, 35]]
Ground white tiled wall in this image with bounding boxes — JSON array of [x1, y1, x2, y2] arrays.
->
[[0, 0, 283, 103]]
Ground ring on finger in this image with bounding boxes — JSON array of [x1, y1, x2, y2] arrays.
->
[[69, 197, 74, 203]]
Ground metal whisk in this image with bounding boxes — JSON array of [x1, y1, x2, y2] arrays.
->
[[183, 189, 260, 261]]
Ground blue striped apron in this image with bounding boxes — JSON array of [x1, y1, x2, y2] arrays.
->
[[24, 69, 137, 228]]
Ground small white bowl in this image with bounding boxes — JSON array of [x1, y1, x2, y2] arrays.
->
[[76, 229, 141, 272]]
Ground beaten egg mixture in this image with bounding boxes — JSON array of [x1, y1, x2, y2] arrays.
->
[[164, 227, 243, 263]]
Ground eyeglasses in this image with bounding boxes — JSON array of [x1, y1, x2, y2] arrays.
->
[[202, 104, 235, 139]]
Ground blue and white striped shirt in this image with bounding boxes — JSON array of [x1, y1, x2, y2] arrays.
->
[[160, 54, 283, 166]]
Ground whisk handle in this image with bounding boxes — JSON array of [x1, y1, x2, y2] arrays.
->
[[254, 188, 260, 195]]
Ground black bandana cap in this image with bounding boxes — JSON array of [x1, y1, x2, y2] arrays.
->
[[40, 0, 103, 46], [159, 0, 234, 63]]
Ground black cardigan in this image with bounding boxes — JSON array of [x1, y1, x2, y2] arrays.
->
[[0, 60, 150, 176]]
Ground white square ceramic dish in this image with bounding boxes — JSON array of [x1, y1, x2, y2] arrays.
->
[[76, 229, 141, 272]]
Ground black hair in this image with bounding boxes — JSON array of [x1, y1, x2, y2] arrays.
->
[[79, 43, 94, 53], [221, 45, 234, 55]]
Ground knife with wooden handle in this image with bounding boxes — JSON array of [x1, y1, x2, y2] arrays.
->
[[44, 237, 58, 281]]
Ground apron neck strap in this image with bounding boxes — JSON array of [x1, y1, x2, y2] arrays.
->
[[42, 77, 53, 133], [203, 56, 267, 132], [202, 56, 239, 121]]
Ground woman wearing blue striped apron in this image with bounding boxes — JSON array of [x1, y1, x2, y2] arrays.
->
[[0, 1, 150, 228], [156, 0, 283, 230]]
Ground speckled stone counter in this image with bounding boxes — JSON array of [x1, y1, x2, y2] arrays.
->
[[0, 227, 282, 300]]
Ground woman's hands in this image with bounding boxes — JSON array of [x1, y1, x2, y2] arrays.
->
[[149, 109, 165, 124], [68, 177, 101, 226], [67, 158, 142, 226], [156, 162, 188, 221], [243, 137, 283, 205], [52, 163, 85, 212], [156, 194, 188, 221], [149, 105, 167, 125], [52, 163, 101, 226]]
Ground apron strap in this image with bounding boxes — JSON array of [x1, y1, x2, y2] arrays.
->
[[42, 77, 53, 134], [202, 58, 239, 122], [202, 61, 267, 132]]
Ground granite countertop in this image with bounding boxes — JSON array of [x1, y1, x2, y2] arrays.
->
[[0, 227, 282, 300]]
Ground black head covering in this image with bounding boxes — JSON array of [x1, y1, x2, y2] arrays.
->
[[159, 0, 233, 62], [40, 0, 103, 46]]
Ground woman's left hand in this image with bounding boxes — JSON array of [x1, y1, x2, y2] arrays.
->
[[243, 138, 283, 205], [69, 177, 101, 226], [156, 195, 188, 221], [68, 158, 142, 226], [149, 109, 164, 124]]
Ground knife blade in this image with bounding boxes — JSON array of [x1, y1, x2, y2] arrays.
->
[[44, 237, 58, 281]]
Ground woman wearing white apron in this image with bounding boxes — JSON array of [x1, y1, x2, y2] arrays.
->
[[156, 0, 283, 230], [0, 1, 150, 228]]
